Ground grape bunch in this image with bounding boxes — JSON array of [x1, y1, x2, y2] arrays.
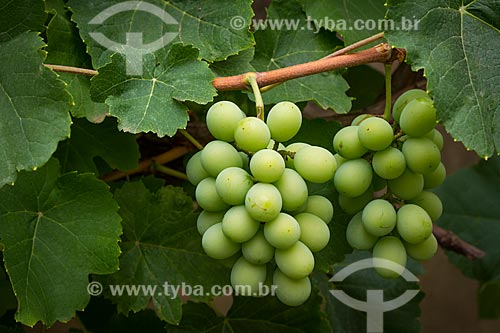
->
[[335, 89, 445, 278], [187, 101, 336, 306]]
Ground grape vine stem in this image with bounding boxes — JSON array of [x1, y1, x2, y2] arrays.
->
[[433, 225, 485, 260]]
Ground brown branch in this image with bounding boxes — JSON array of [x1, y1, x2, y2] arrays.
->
[[433, 225, 485, 260]]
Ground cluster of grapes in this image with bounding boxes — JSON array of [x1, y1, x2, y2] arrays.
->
[[186, 101, 336, 306], [335, 89, 445, 278]]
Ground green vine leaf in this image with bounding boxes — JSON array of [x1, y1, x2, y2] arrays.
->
[[0, 0, 46, 42], [386, 0, 500, 157], [0, 159, 122, 327], [251, 0, 351, 113], [0, 32, 72, 188], [99, 181, 231, 325]]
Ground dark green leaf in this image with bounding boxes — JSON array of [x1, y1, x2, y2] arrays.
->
[[386, 0, 500, 157], [0, 260, 17, 318], [344, 65, 385, 110], [0, 159, 122, 326], [0, 32, 72, 188], [0, 0, 46, 42], [211, 48, 256, 77]]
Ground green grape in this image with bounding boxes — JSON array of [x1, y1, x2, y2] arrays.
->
[[273, 269, 311, 306], [408, 191, 443, 222], [362, 199, 397, 236], [372, 173, 387, 192], [200, 140, 242, 177], [423, 162, 446, 189], [206, 101, 245, 142], [372, 147, 406, 179], [242, 230, 275, 264], [245, 183, 282, 222], [405, 234, 438, 261], [334, 159, 373, 197], [230, 256, 267, 296], [294, 213, 330, 252], [333, 153, 346, 168], [399, 98, 437, 137], [294, 146, 336, 183], [266, 101, 302, 142], [402, 137, 441, 174], [186, 151, 210, 186], [234, 117, 271, 152], [372, 236, 407, 278], [250, 149, 285, 183], [339, 189, 373, 214], [263, 213, 301, 249], [284, 142, 310, 169], [346, 212, 378, 250], [274, 241, 314, 279], [196, 178, 230, 212], [358, 117, 394, 151], [388, 169, 424, 200], [425, 128, 444, 150], [303, 195, 334, 224], [333, 126, 368, 159], [202, 223, 241, 259], [273, 168, 308, 212], [351, 114, 373, 126], [396, 204, 433, 244], [222, 205, 260, 243], [215, 167, 254, 205], [392, 89, 430, 123], [197, 210, 225, 235]]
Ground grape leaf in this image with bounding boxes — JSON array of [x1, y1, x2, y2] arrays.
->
[[90, 43, 216, 136], [299, 0, 387, 45], [54, 118, 140, 174], [100, 181, 231, 325], [344, 65, 385, 110], [166, 290, 331, 333], [251, 0, 351, 113], [0, 0, 46, 42], [0, 158, 122, 327], [323, 251, 423, 333], [45, 0, 108, 123], [0, 32, 72, 188], [0, 259, 17, 318], [68, 0, 254, 66], [211, 48, 256, 77], [386, 0, 500, 157], [435, 157, 500, 318]]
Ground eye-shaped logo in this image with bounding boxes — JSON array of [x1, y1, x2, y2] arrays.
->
[[88, 1, 178, 75], [330, 258, 420, 333]]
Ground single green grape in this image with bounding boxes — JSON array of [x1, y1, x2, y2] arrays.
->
[[400, 98, 437, 137], [273, 269, 311, 306], [303, 195, 334, 224], [294, 213, 330, 252], [273, 168, 308, 212], [230, 256, 267, 296], [351, 114, 373, 126], [206, 101, 245, 142], [372, 236, 407, 278], [333, 126, 369, 159], [242, 230, 275, 264], [266, 101, 302, 142], [423, 162, 446, 189], [200, 140, 242, 177], [197, 210, 225, 235], [186, 151, 210, 186], [392, 89, 430, 123], [284, 142, 310, 169], [388, 169, 424, 200], [222, 205, 260, 243], [346, 212, 378, 250], [405, 234, 438, 261], [402, 137, 441, 174], [263, 213, 301, 249], [338, 189, 373, 214], [245, 183, 282, 222], [196, 177, 230, 212], [334, 159, 373, 198], [362, 199, 397, 237], [408, 191, 443, 222], [274, 241, 314, 279], [294, 146, 336, 183], [358, 117, 394, 151], [425, 128, 444, 150], [202, 223, 240, 259], [215, 167, 254, 205], [234, 117, 271, 152], [396, 204, 433, 244], [250, 149, 285, 183], [372, 147, 406, 179]]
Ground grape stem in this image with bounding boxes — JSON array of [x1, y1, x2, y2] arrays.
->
[[383, 63, 393, 121], [245, 72, 265, 120], [152, 163, 188, 180], [433, 225, 485, 260], [179, 129, 204, 150]]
